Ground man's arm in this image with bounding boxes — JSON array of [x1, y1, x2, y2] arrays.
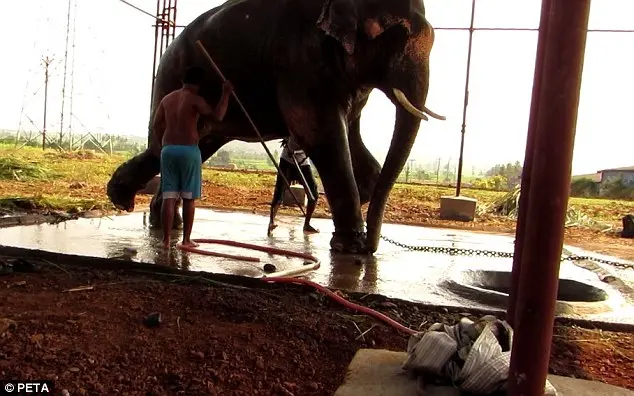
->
[[195, 81, 234, 122], [150, 102, 166, 157]]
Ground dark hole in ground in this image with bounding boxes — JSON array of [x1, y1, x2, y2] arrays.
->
[[462, 270, 609, 302]]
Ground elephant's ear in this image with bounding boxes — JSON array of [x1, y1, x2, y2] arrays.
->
[[317, 0, 358, 55]]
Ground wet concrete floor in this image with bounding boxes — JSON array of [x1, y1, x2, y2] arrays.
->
[[0, 208, 632, 324]]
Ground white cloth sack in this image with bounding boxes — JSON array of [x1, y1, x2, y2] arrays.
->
[[402, 315, 558, 395]]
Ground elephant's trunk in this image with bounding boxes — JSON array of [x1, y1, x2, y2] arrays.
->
[[364, 19, 444, 253], [364, 106, 421, 253], [106, 148, 161, 212]]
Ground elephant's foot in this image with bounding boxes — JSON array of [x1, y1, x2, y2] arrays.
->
[[330, 231, 369, 254], [148, 202, 183, 230]]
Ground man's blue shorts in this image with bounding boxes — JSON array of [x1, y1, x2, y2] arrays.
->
[[160, 144, 202, 200]]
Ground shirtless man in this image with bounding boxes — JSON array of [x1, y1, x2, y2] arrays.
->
[[151, 66, 234, 249]]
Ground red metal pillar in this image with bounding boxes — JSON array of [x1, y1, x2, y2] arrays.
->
[[506, 0, 552, 327], [507, 1, 590, 395]]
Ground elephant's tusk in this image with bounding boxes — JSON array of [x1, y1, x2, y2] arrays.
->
[[392, 88, 446, 121], [393, 88, 428, 120], [422, 106, 446, 121]]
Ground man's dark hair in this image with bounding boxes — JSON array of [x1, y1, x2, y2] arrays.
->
[[183, 66, 205, 86]]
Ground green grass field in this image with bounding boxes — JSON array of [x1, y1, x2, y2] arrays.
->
[[1, 143, 633, 229]]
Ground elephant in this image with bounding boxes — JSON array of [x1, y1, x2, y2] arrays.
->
[[106, 0, 445, 254]]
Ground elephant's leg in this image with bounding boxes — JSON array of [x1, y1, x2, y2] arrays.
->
[[278, 95, 366, 253], [148, 135, 230, 229], [348, 116, 381, 206]]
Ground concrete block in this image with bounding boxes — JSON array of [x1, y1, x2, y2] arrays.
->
[[335, 349, 634, 396], [334, 349, 419, 396], [439, 195, 477, 222], [137, 175, 161, 195], [282, 184, 306, 207]]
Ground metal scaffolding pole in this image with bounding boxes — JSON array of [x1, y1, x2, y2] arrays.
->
[[148, 0, 161, 148], [147, 0, 177, 147], [507, 2, 591, 396], [59, 0, 73, 147], [42, 56, 53, 151], [116, 0, 178, 147]]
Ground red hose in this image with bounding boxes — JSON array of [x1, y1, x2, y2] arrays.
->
[[178, 238, 319, 263], [263, 277, 417, 336], [179, 239, 416, 336]]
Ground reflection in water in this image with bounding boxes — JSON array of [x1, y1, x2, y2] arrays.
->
[[326, 253, 379, 295]]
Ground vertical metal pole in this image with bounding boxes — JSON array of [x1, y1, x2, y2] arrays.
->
[[436, 158, 441, 184], [59, 0, 73, 147], [165, 0, 172, 47], [507, 1, 590, 395], [159, 0, 167, 54], [455, 0, 476, 197], [42, 57, 51, 151], [172, 0, 178, 39], [68, 0, 77, 151], [507, 0, 553, 327], [148, 0, 161, 148]]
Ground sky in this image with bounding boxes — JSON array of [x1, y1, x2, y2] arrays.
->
[[2, 0, 633, 176]]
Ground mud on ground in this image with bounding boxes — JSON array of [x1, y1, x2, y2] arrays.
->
[[1, 260, 633, 395]]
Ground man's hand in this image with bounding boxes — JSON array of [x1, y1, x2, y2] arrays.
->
[[222, 80, 234, 95]]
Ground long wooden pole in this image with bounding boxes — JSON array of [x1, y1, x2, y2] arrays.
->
[[195, 40, 307, 216]]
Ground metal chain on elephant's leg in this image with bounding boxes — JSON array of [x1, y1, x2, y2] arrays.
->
[[379, 235, 634, 270]]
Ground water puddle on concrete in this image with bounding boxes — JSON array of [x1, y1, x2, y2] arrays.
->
[[0, 209, 632, 323]]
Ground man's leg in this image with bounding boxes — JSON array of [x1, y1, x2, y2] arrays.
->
[[179, 145, 202, 247], [182, 198, 196, 246], [268, 160, 291, 235], [159, 146, 180, 248], [300, 164, 320, 233], [161, 197, 178, 248]]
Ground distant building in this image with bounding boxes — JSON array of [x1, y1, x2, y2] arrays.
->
[[597, 166, 634, 187]]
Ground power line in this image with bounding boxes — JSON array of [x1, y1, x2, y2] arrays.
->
[[117, 0, 175, 26]]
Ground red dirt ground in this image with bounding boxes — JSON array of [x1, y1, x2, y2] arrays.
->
[[1, 260, 633, 395]]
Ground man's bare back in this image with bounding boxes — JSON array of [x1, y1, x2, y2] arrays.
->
[[152, 80, 233, 156]]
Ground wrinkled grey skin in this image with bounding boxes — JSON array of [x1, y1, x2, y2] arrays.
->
[[106, 0, 442, 254]]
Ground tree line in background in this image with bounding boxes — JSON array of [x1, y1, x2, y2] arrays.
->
[[4, 130, 632, 200]]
